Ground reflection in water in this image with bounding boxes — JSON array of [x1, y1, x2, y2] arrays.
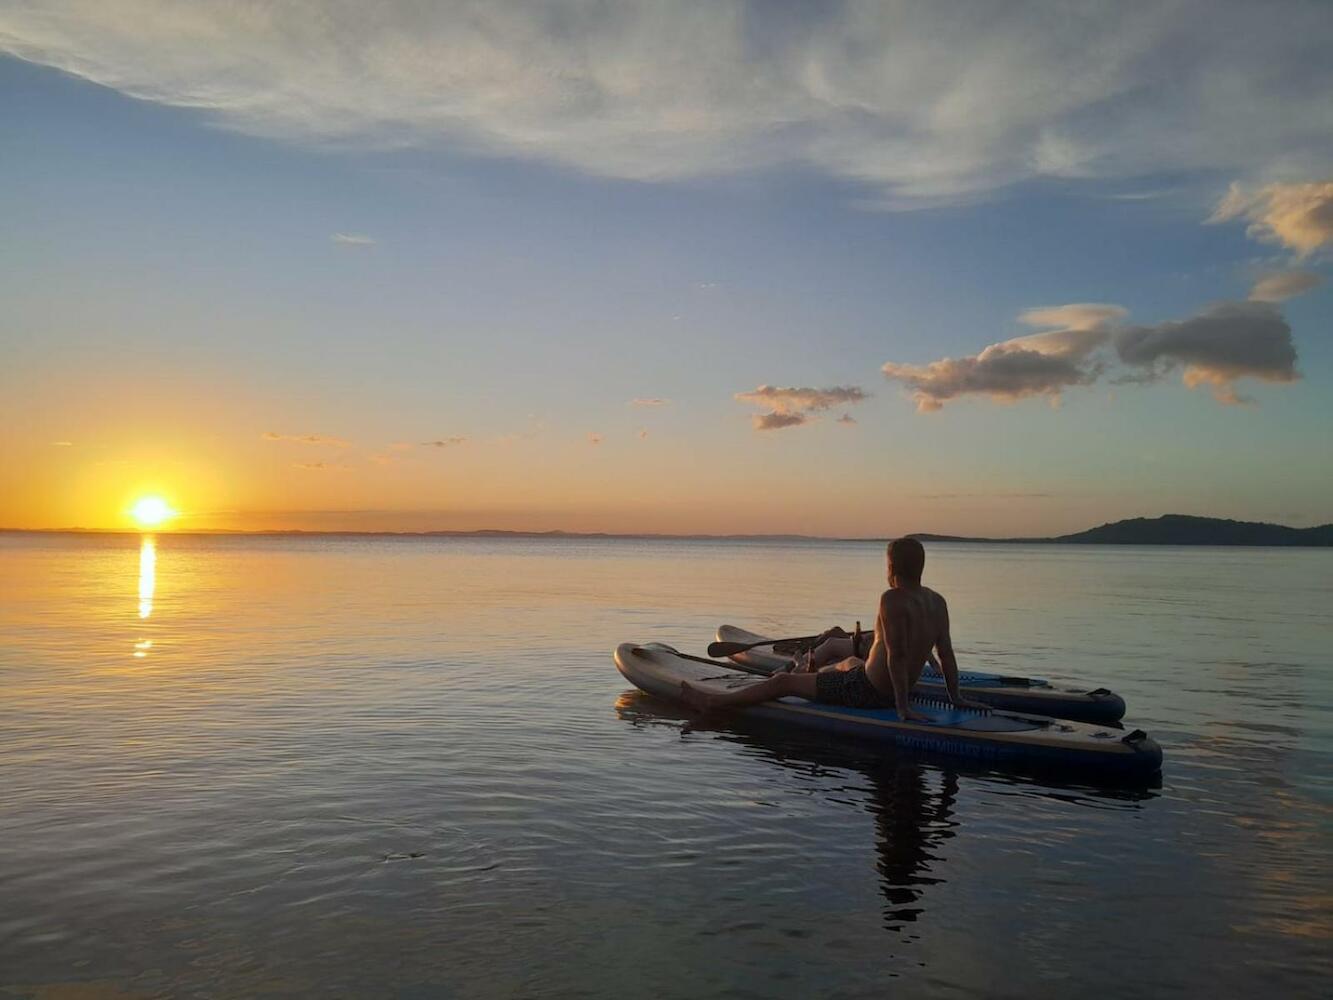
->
[[613, 692, 960, 933], [869, 762, 959, 930], [615, 690, 1153, 935], [135, 535, 156, 657], [138, 536, 156, 619]]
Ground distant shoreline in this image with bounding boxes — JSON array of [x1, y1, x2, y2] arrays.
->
[[3, 514, 1331, 547]]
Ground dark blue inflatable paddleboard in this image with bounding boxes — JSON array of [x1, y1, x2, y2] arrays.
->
[[615, 643, 1160, 777], [716, 625, 1126, 724]]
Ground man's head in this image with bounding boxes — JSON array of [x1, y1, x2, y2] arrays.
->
[[887, 537, 925, 587]]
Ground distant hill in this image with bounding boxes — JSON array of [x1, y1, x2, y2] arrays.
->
[[912, 514, 1333, 547]]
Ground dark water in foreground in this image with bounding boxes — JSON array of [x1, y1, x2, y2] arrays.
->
[[1, 533, 1330, 998]]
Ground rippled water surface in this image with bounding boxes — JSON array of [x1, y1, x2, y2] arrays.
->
[[2, 533, 1330, 998]]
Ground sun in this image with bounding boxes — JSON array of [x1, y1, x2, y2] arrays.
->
[[130, 496, 177, 528]]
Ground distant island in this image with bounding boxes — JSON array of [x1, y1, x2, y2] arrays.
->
[[5, 513, 1332, 546], [910, 514, 1333, 547]]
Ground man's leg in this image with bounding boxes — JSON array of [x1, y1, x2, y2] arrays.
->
[[681, 670, 818, 712], [804, 635, 856, 670]]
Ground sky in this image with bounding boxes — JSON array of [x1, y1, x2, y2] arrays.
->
[[2, 1, 1331, 536]]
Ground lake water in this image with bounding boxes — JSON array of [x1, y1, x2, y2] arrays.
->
[[1, 532, 1330, 998]]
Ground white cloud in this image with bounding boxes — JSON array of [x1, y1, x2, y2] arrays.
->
[[1211, 181, 1333, 256], [3, 3, 1331, 204], [1249, 270, 1324, 302], [331, 232, 376, 246]]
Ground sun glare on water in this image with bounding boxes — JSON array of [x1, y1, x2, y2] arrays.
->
[[130, 496, 177, 528]]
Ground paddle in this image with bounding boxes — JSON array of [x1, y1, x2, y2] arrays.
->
[[706, 631, 832, 658]]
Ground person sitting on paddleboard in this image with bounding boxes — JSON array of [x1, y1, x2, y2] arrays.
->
[[681, 537, 984, 719]]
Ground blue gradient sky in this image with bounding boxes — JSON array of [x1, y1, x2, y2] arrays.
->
[[2, 3, 1330, 535]]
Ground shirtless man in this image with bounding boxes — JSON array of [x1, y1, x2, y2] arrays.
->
[[681, 537, 982, 720]]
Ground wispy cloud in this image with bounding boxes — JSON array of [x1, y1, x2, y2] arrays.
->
[[262, 431, 351, 447], [420, 437, 467, 448], [293, 461, 352, 471], [1248, 269, 1324, 303], [1211, 181, 1333, 257], [735, 384, 867, 431], [638, 428, 649, 440], [51, 440, 74, 447], [629, 398, 669, 407], [587, 432, 603, 446], [3, 4, 1331, 205], [331, 232, 376, 246]]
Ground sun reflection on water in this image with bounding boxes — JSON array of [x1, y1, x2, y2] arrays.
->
[[135, 536, 156, 656]]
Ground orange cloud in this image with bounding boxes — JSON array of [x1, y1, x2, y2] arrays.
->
[[1211, 181, 1333, 257], [262, 431, 351, 447], [735, 384, 867, 430]]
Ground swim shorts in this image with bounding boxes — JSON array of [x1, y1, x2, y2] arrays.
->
[[814, 665, 896, 709]]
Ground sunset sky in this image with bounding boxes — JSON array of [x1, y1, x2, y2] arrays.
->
[[2, 2, 1331, 536]]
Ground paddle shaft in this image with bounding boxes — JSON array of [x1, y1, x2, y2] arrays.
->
[[706, 631, 838, 658]]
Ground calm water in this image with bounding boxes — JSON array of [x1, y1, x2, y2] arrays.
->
[[1, 533, 1330, 999]]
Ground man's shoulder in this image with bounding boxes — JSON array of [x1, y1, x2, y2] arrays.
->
[[881, 586, 947, 608]]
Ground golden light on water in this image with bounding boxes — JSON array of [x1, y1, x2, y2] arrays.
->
[[130, 496, 176, 528], [138, 537, 156, 621]]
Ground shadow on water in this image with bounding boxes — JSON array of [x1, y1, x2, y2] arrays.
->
[[615, 689, 1158, 934]]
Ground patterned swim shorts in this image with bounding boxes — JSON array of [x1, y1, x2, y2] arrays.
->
[[814, 665, 897, 709]]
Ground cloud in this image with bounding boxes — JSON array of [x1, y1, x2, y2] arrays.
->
[[331, 232, 376, 246], [262, 431, 352, 447], [1248, 269, 1324, 302], [882, 304, 1121, 411], [630, 398, 669, 407], [3, 4, 1331, 205], [638, 428, 649, 440], [752, 411, 808, 431], [587, 432, 602, 445], [420, 437, 467, 448], [51, 440, 73, 446], [293, 461, 351, 471], [886, 299, 1300, 410], [735, 384, 867, 431], [1112, 301, 1299, 404], [1211, 181, 1333, 256]]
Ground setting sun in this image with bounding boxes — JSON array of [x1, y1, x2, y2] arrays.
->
[[130, 496, 176, 528]]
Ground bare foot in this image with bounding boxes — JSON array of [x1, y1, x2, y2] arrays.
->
[[899, 706, 933, 724], [680, 680, 719, 712]]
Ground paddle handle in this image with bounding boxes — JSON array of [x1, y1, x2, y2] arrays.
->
[[706, 631, 831, 658]]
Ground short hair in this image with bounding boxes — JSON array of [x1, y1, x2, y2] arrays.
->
[[888, 537, 925, 584]]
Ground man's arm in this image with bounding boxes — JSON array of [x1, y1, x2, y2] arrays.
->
[[935, 598, 986, 709]]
